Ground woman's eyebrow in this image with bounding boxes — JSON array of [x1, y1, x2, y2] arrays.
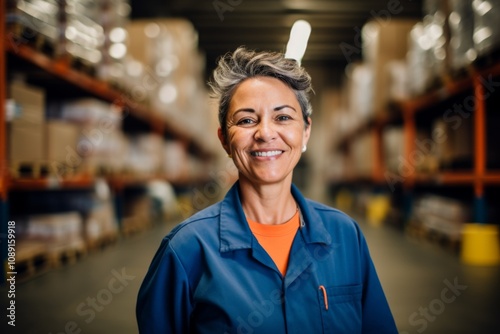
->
[[233, 105, 297, 115], [233, 108, 255, 115], [274, 105, 297, 112]]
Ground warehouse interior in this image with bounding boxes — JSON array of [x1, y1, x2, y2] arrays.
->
[[1, 0, 500, 333]]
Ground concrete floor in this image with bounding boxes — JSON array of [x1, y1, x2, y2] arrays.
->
[[1, 218, 499, 334]]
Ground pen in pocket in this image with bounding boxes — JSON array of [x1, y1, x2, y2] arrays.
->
[[319, 285, 328, 310]]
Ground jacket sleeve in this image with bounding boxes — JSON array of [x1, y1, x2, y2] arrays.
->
[[355, 225, 399, 334], [136, 238, 192, 333]]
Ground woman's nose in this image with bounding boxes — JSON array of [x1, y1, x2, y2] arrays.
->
[[254, 119, 277, 142]]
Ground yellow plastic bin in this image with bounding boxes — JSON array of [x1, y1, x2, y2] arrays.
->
[[461, 224, 500, 266], [366, 195, 390, 227]]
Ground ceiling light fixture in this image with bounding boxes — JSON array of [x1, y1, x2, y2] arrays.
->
[[285, 20, 311, 65]]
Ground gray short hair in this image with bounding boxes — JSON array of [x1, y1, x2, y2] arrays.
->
[[208, 47, 313, 140]]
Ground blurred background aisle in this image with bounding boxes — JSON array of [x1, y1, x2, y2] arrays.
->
[[1, 0, 500, 333]]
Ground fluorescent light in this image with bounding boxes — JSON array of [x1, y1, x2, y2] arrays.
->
[[285, 20, 311, 65], [109, 27, 127, 43], [109, 43, 127, 59]]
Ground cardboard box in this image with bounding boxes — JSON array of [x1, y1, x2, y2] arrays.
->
[[45, 121, 81, 165], [85, 201, 118, 242], [363, 19, 416, 64], [9, 81, 45, 123], [126, 18, 205, 112], [362, 19, 417, 114], [383, 127, 404, 173], [433, 119, 473, 169], [127, 18, 199, 77], [27, 212, 83, 242], [162, 140, 188, 180], [347, 63, 374, 121], [352, 132, 374, 178], [8, 120, 45, 166]]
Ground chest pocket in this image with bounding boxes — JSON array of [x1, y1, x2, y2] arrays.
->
[[317, 284, 362, 333]]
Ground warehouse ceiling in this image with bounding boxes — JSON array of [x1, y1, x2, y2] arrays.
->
[[130, 0, 423, 77]]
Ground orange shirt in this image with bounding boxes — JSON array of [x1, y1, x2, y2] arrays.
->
[[247, 210, 300, 276]]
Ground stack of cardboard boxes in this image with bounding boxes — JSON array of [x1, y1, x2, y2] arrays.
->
[[362, 19, 417, 115], [410, 194, 471, 247], [8, 80, 81, 178], [7, 0, 131, 76], [125, 18, 218, 154], [8, 81, 46, 175], [330, 19, 416, 179]]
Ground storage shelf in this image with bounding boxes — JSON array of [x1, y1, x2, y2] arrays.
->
[[8, 172, 212, 191], [4, 39, 214, 158], [396, 62, 500, 114], [3, 38, 216, 193], [414, 172, 500, 185], [330, 60, 500, 224], [107, 173, 210, 189], [333, 61, 500, 152], [331, 172, 500, 188], [333, 62, 500, 152], [329, 175, 387, 185], [8, 175, 95, 190], [333, 112, 401, 151]]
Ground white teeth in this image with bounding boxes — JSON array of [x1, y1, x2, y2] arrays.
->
[[252, 150, 282, 157]]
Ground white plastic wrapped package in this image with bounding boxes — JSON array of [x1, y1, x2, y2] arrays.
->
[[448, 0, 477, 69], [473, 0, 500, 55], [407, 22, 436, 96]]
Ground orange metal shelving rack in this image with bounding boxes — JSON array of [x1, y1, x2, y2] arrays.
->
[[331, 61, 500, 224], [399, 64, 500, 223]]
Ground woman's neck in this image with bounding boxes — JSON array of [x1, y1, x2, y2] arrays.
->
[[238, 177, 297, 225]]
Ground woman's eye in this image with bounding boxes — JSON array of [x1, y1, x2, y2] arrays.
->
[[237, 118, 255, 125], [277, 115, 291, 121]]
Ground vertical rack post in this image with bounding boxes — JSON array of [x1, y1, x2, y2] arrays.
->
[[109, 181, 125, 232], [1, 0, 9, 283], [403, 106, 417, 187], [402, 106, 416, 222], [372, 125, 384, 183], [473, 75, 487, 224]]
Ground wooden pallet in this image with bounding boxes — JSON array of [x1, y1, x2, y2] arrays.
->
[[86, 231, 118, 251], [15, 241, 49, 280], [10, 161, 52, 179], [46, 239, 87, 268], [10, 161, 82, 179], [425, 228, 461, 253], [121, 217, 152, 237], [48, 162, 82, 179], [405, 220, 425, 239], [81, 163, 129, 178], [406, 221, 461, 254]]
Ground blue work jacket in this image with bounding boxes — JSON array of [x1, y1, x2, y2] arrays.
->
[[137, 182, 398, 333]]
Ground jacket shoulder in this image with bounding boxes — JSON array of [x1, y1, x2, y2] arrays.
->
[[165, 202, 221, 242], [306, 199, 354, 221], [306, 199, 362, 233]]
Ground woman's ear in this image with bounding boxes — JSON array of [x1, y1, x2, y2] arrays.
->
[[304, 117, 312, 145], [217, 127, 230, 155]]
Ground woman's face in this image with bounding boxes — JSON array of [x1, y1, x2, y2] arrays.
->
[[219, 76, 311, 186]]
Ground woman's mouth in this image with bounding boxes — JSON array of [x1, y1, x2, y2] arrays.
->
[[251, 150, 284, 157]]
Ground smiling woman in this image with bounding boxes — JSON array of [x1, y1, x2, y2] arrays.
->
[[220, 76, 311, 198], [136, 47, 398, 334]]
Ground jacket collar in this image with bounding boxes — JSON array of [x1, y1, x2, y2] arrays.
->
[[219, 182, 331, 253]]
